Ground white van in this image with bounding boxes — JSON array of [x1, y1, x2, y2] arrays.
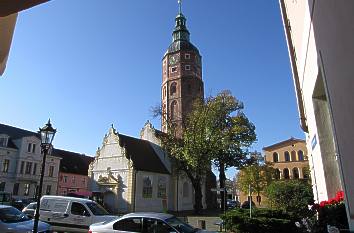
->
[[39, 195, 117, 233]]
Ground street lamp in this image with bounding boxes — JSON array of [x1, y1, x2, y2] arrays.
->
[[33, 119, 56, 233]]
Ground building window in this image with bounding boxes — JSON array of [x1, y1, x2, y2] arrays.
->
[[46, 185, 51, 195], [163, 86, 166, 98], [142, 176, 153, 198], [32, 144, 36, 153], [291, 151, 297, 161], [283, 168, 290, 179], [25, 162, 32, 174], [171, 101, 177, 120], [64, 176, 68, 183], [24, 184, 30, 196], [0, 137, 8, 147], [13, 183, 19, 195], [303, 167, 310, 179], [272, 152, 279, 163], [293, 167, 299, 179], [82, 178, 86, 185], [284, 151, 290, 162], [183, 182, 189, 198], [170, 82, 177, 96], [33, 163, 37, 175], [27, 143, 32, 152], [20, 161, 25, 174], [298, 150, 304, 161], [185, 65, 191, 70], [2, 159, 9, 173], [171, 67, 177, 73], [0, 182, 5, 191], [185, 53, 190, 59], [49, 166, 54, 177], [157, 177, 167, 198], [72, 176, 76, 184]]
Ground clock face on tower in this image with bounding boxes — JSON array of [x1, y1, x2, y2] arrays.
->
[[169, 54, 180, 65]]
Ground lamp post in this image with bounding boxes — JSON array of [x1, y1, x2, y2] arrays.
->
[[33, 119, 56, 233]]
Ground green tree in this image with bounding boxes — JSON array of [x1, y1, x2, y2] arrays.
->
[[236, 159, 275, 205], [153, 90, 256, 213], [265, 180, 314, 219]]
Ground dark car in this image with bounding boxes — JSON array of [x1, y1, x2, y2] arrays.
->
[[226, 200, 240, 209], [241, 200, 256, 209]]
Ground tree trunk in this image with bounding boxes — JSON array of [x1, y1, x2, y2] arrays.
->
[[219, 162, 227, 211], [192, 177, 203, 214]]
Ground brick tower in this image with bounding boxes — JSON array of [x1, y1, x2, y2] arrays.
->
[[161, 1, 204, 134]]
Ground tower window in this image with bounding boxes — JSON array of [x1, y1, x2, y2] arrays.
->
[[185, 65, 191, 70], [171, 101, 177, 120], [170, 82, 177, 96], [171, 67, 177, 73], [185, 53, 190, 59]]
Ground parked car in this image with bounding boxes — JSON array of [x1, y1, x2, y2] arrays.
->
[[22, 202, 37, 218], [226, 200, 240, 209], [12, 198, 36, 211], [241, 200, 256, 208], [39, 195, 117, 233], [89, 212, 217, 233], [0, 204, 51, 233]]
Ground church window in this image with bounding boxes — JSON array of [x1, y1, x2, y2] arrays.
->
[[157, 176, 167, 198], [170, 82, 177, 96], [291, 151, 297, 161], [143, 176, 153, 198], [284, 151, 290, 162], [183, 182, 189, 198], [185, 65, 191, 70], [185, 53, 190, 59], [171, 67, 177, 73], [171, 101, 177, 120]]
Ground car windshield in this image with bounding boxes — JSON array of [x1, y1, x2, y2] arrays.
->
[[166, 217, 198, 233], [86, 202, 109, 216], [0, 207, 31, 223]]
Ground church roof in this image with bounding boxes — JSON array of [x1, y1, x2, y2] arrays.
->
[[118, 134, 170, 174], [52, 148, 94, 176]]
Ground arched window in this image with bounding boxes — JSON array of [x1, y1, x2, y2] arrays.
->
[[183, 182, 189, 198], [298, 150, 304, 161], [274, 169, 281, 179], [291, 151, 297, 161], [171, 101, 177, 120], [170, 82, 177, 96], [283, 168, 290, 179], [273, 152, 279, 163], [284, 151, 290, 162], [292, 167, 299, 179]]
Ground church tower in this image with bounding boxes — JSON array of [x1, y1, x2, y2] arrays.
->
[[161, 1, 204, 134]]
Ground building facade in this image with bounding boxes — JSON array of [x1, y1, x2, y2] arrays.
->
[[279, 1, 354, 229], [54, 149, 94, 196], [89, 124, 203, 213], [0, 123, 61, 199]]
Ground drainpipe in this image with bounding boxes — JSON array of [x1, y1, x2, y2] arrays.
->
[[133, 170, 137, 212], [279, 0, 308, 133]]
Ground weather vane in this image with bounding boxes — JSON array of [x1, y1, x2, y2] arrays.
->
[[178, 0, 182, 14]]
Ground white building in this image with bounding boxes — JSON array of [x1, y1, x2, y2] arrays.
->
[[0, 123, 61, 199], [89, 123, 211, 214], [280, 0, 354, 229]]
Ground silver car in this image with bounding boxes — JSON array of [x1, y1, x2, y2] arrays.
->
[[0, 204, 51, 233], [22, 202, 37, 218], [89, 212, 217, 233]]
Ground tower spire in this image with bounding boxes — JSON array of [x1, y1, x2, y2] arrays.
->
[[178, 0, 182, 14]]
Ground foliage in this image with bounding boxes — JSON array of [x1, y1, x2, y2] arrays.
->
[[265, 180, 314, 220], [236, 160, 275, 200], [222, 208, 298, 233], [153, 90, 256, 213], [310, 190, 348, 232]]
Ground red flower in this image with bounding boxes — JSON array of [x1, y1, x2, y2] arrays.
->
[[320, 201, 328, 207]]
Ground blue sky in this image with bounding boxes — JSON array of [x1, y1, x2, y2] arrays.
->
[[0, 1, 304, 179]]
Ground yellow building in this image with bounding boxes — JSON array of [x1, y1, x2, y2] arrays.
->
[[237, 138, 309, 208], [263, 138, 309, 180]]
